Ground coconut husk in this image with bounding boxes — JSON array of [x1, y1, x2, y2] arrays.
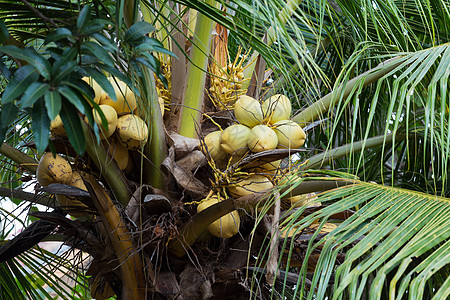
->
[[176, 150, 207, 172], [167, 132, 200, 160], [162, 146, 209, 198]]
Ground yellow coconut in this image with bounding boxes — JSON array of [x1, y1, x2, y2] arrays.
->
[[228, 174, 273, 198], [280, 223, 337, 239], [82, 77, 103, 105], [220, 124, 251, 155], [105, 138, 130, 171], [262, 94, 292, 124], [273, 120, 306, 149], [233, 95, 263, 127], [257, 159, 282, 178], [116, 114, 149, 149], [93, 104, 118, 139], [200, 131, 228, 161], [100, 78, 137, 114], [197, 195, 240, 238], [289, 193, 320, 208], [50, 115, 66, 137], [56, 171, 89, 216], [247, 125, 278, 153], [36, 152, 73, 186]]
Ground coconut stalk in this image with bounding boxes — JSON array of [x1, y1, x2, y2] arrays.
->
[[141, 68, 168, 190], [0, 187, 53, 207], [168, 178, 354, 257], [82, 122, 131, 205], [178, 0, 217, 138], [301, 133, 404, 170], [292, 57, 404, 125], [0, 143, 38, 173], [84, 176, 146, 299]]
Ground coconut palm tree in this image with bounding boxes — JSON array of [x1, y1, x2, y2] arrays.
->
[[0, 0, 449, 299]]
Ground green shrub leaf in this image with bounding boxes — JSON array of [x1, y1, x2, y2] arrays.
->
[[125, 21, 156, 42], [19, 82, 50, 108], [1, 102, 19, 128], [2, 65, 39, 104], [57, 84, 91, 121], [77, 5, 92, 32], [0, 20, 9, 44], [83, 67, 116, 102], [60, 102, 85, 155], [44, 90, 61, 121], [81, 41, 114, 67], [0, 46, 51, 80], [52, 60, 78, 82], [44, 28, 74, 44], [32, 99, 50, 153]]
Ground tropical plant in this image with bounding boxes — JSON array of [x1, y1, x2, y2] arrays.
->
[[0, 0, 449, 299]]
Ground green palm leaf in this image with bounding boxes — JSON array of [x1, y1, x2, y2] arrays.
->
[[274, 181, 450, 299]]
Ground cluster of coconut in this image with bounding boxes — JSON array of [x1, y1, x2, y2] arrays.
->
[[198, 94, 307, 239], [36, 152, 88, 217], [51, 77, 150, 173]]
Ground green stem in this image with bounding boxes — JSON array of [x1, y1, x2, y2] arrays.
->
[[292, 57, 404, 125], [178, 0, 216, 138], [0, 143, 38, 174], [85, 177, 145, 299], [141, 69, 168, 190], [302, 134, 403, 169], [168, 179, 354, 257], [83, 123, 131, 205]]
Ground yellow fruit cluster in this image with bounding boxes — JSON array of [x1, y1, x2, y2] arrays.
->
[[197, 93, 306, 239], [208, 49, 250, 109], [36, 153, 88, 217], [197, 194, 240, 239], [200, 94, 306, 166], [50, 77, 150, 172]]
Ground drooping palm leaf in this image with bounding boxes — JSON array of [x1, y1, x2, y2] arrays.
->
[[273, 181, 450, 299]]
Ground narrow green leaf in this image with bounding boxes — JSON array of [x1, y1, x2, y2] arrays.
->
[[52, 60, 77, 82], [53, 47, 77, 72], [60, 102, 85, 155], [19, 82, 50, 108], [95, 64, 131, 87], [0, 20, 9, 44], [1, 102, 19, 128], [81, 54, 98, 64], [125, 21, 156, 42], [44, 90, 61, 121], [138, 53, 160, 72], [0, 124, 5, 143], [32, 99, 50, 153], [135, 37, 176, 58], [81, 41, 114, 66], [0, 59, 11, 80], [77, 5, 92, 32], [91, 32, 116, 52], [0, 46, 51, 79], [2, 65, 39, 104], [83, 67, 116, 102], [44, 28, 73, 44], [80, 19, 108, 35], [56, 84, 91, 119], [60, 80, 95, 126]]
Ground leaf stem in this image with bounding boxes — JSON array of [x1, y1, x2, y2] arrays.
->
[[292, 57, 404, 125], [0, 143, 38, 174]]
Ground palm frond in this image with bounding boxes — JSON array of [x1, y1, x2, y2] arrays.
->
[[273, 181, 450, 299]]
